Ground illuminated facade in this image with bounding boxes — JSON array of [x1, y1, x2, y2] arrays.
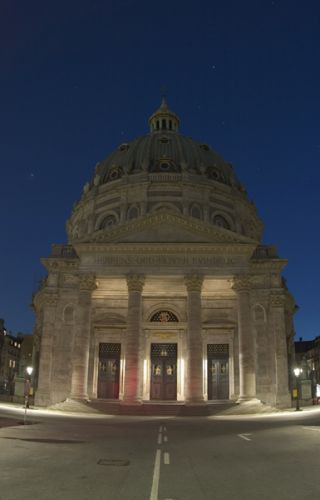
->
[[33, 100, 295, 408]]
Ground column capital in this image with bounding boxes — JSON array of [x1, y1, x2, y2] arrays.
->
[[126, 274, 145, 292], [42, 292, 59, 308], [185, 274, 203, 292], [232, 275, 252, 292], [270, 292, 285, 308], [79, 273, 97, 291]]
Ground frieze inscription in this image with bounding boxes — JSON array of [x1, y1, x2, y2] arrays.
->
[[84, 255, 239, 267]]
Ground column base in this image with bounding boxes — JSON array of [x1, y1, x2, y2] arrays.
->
[[185, 397, 206, 406], [236, 397, 261, 405], [35, 390, 52, 407], [120, 398, 143, 406], [275, 392, 291, 408], [68, 394, 89, 402]]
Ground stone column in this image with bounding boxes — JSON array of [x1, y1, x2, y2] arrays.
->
[[35, 292, 58, 406], [185, 274, 204, 403], [270, 292, 290, 407], [123, 274, 144, 403], [233, 276, 256, 401], [70, 273, 96, 400]]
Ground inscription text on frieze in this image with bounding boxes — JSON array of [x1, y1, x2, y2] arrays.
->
[[84, 254, 241, 267]]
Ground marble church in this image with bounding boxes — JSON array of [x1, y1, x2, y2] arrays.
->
[[33, 99, 296, 409]]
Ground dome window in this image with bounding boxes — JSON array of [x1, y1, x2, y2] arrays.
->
[[119, 143, 129, 151], [169, 120, 172, 130], [160, 137, 169, 144], [207, 167, 220, 180], [127, 205, 139, 220], [101, 214, 117, 229], [162, 119, 166, 129], [160, 162, 170, 171], [200, 144, 210, 151], [106, 166, 123, 182], [190, 204, 202, 219], [156, 120, 160, 130], [213, 214, 230, 230]]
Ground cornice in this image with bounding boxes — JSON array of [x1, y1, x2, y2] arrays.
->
[[41, 258, 79, 272], [250, 259, 288, 273]]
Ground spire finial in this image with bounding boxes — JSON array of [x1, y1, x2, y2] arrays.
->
[[148, 92, 180, 133], [160, 85, 168, 108]]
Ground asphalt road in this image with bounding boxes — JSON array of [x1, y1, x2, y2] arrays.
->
[[0, 404, 320, 500]]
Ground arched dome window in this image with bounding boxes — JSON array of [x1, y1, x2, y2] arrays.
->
[[106, 166, 123, 183], [100, 214, 117, 229], [213, 214, 230, 230], [190, 204, 202, 219], [127, 205, 140, 220]]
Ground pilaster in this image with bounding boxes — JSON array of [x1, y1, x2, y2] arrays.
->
[[70, 273, 96, 400], [232, 275, 257, 402], [35, 292, 58, 406], [270, 292, 291, 407]]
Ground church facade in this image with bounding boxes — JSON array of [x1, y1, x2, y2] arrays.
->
[[33, 100, 296, 408]]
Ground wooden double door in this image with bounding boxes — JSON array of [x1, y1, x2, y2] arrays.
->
[[97, 343, 121, 399], [207, 344, 229, 400], [150, 343, 177, 400]]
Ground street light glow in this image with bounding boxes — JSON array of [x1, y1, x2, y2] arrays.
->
[[26, 366, 33, 376], [293, 367, 302, 377]]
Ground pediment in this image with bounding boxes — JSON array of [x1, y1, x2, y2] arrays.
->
[[88, 210, 257, 245]]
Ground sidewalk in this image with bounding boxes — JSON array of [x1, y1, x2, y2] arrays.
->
[[1, 399, 320, 420]]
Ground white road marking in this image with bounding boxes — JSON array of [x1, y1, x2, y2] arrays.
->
[[164, 435, 168, 442], [238, 433, 252, 441], [157, 433, 162, 445], [150, 449, 161, 500], [302, 426, 320, 432], [163, 426, 167, 432], [159, 425, 163, 432], [164, 452, 170, 465]]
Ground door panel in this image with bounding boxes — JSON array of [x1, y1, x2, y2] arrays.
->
[[207, 344, 229, 400], [150, 344, 177, 400], [98, 343, 121, 399]]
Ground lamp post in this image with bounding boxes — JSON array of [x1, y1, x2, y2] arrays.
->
[[293, 367, 303, 411], [24, 366, 33, 425]]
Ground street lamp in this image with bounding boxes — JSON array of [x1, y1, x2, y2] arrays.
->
[[293, 367, 303, 411], [24, 366, 33, 424]]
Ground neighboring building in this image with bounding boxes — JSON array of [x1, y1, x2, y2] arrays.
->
[[0, 319, 23, 395], [17, 334, 34, 378], [294, 336, 320, 400], [33, 99, 296, 408]]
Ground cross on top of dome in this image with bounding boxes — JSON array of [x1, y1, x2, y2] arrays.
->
[[148, 97, 180, 133]]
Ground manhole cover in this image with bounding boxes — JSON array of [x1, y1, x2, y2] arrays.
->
[[97, 459, 130, 466]]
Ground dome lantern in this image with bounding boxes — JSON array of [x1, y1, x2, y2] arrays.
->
[[148, 97, 180, 133]]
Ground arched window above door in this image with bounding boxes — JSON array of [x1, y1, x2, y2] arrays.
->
[[150, 310, 179, 322]]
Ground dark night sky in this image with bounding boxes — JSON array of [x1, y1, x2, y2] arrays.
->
[[1, 0, 319, 339]]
